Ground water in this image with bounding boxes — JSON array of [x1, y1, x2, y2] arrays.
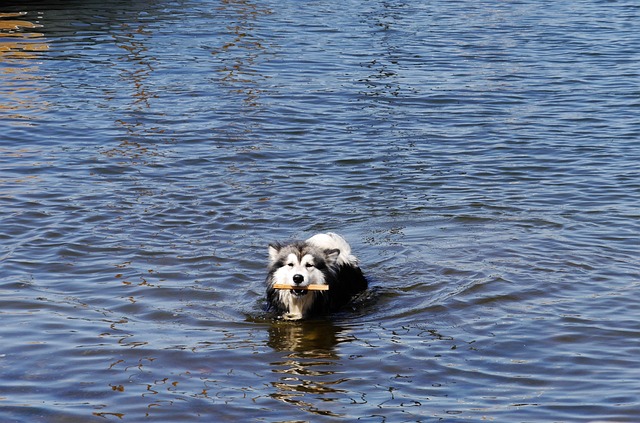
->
[[1, 0, 639, 421]]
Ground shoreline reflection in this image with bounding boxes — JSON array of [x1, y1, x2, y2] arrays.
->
[[0, 11, 49, 126]]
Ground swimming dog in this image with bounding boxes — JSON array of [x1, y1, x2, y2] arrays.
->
[[265, 233, 368, 320]]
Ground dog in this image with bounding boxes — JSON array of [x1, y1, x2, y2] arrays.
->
[[265, 233, 368, 320]]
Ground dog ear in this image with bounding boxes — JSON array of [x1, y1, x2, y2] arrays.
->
[[268, 244, 281, 263], [324, 248, 340, 264]]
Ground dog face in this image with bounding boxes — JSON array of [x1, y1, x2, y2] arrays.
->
[[268, 243, 339, 291]]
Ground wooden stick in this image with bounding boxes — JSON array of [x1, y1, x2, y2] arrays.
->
[[272, 284, 329, 291]]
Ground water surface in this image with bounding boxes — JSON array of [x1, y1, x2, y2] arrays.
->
[[1, 0, 639, 421]]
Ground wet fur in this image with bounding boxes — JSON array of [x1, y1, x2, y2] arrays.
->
[[266, 233, 368, 319]]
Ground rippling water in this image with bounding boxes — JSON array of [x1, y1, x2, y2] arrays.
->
[[1, 0, 639, 421]]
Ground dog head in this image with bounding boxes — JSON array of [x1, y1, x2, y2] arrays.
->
[[268, 242, 340, 292]]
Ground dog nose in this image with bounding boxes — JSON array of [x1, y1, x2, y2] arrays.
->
[[292, 274, 304, 285]]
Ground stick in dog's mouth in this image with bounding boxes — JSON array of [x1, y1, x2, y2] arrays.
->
[[272, 284, 329, 291]]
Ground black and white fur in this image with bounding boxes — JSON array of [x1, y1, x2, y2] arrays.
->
[[266, 233, 368, 320]]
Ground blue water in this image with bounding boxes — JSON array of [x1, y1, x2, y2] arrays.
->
[[1, 0, 639, 421]]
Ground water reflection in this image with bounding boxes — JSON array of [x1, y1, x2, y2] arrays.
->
[[267, 320, 352, 417], [268, 319, 344, 358], [212, 0, 272, 108], [0, 12, 49, 126], [358, 3, 404, 103], [104, 8, 164, 162], [0, 12, 48, 58]]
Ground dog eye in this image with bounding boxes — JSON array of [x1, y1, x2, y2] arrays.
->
[[305, 263, 314, 268], [287, 263, 294, 267]]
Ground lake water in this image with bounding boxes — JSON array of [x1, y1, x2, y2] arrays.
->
[[1, 0, 639, 421]]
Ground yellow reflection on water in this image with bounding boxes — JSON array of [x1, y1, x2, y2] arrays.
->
[[0, 12, 48, 57], [0, 12, 49, 125]]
